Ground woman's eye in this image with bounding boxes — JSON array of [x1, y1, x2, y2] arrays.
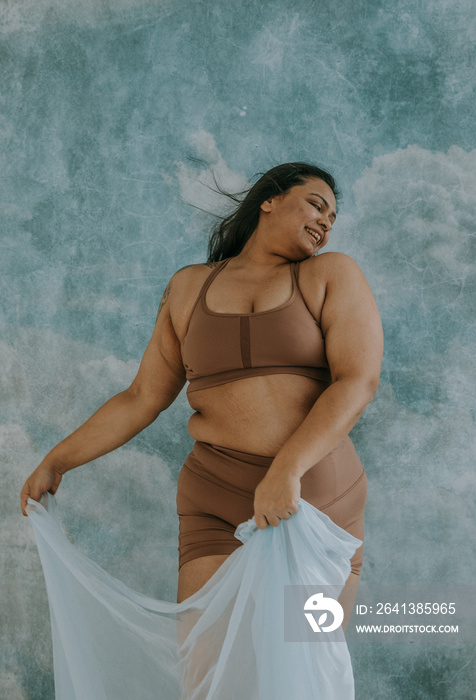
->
[[310, 202, 321, 210]]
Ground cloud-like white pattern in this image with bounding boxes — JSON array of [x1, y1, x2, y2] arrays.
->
[[2, 143, 474, 698]]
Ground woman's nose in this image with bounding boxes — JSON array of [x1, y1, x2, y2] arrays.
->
[[317, 213, 332, 231]]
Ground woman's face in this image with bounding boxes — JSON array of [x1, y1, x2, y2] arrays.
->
[[260, 177, 337, 258]]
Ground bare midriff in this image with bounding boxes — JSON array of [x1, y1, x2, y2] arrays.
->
[[186, 373, 328, 457]]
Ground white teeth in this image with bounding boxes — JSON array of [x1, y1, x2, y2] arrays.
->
[[305, 226, 321, 243]]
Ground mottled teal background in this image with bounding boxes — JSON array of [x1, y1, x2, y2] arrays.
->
[[2, 1, 475, 697]]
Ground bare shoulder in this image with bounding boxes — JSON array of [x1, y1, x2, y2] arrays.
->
[[167, 261, 219, 302], [172, 260, 221, 283], [158, 261, 219, 339], [297, 253, 373, 327], [297, 251, 366, 297], [301, 252, 365, 282]]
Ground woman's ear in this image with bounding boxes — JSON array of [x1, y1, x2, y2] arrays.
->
[[260, 198, 274, 213]]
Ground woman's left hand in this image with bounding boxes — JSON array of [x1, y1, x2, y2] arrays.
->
[[253, 467, 301, 530]]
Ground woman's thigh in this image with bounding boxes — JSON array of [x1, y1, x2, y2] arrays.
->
[[300, 436, 368, 577], [177, 553, 230, 604]]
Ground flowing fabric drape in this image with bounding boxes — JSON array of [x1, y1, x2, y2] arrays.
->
[[27, 493, 361, 699]]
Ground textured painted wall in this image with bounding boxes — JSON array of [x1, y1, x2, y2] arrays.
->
[[1, 0, 475, 697]]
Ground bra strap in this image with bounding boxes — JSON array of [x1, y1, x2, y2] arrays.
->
[[200, 258, 231, 299], [292, 260, 300, 288], [292, 260, 320, 326], [187, 258, 231, 321]]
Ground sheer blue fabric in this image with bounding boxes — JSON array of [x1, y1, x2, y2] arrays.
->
[[27, 493, 361, 699]]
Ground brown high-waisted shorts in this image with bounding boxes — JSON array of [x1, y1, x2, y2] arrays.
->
[[176, 436, 367, 577]]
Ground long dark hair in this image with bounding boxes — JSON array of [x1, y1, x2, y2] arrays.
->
[[207, 162, 341, 263]]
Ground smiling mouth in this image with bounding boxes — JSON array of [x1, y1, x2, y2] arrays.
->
[[305, 226, 322, 244]]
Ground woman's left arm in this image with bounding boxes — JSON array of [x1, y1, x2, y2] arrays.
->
[[253, 253, 384, 528]]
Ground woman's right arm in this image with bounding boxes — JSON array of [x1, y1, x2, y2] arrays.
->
[[20, 273, 187, 515]]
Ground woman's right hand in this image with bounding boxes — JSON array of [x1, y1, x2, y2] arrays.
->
[[20, 464, 63, 516]]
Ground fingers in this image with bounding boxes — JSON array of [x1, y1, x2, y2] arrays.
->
[[20, 481, 46, 516], [254, 514, 268, 530], [254, 511, 296, 529], [20, 482, 31, 517]]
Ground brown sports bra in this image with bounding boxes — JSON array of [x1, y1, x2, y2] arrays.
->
[[182, 257, 332, 393]]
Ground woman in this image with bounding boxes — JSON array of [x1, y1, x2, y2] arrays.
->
[[20, 161, 383, 631]]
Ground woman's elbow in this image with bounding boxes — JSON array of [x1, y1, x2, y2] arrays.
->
[[123, 385, 164, 422], [351, 378, 379, 424], [336, 374, 380, 407], [364, 374, 380, 405], [127, 376, 186, 416], [350, 370, 380, 401]]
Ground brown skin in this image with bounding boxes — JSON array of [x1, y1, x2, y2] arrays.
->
[[20, 177, 383, 621]]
